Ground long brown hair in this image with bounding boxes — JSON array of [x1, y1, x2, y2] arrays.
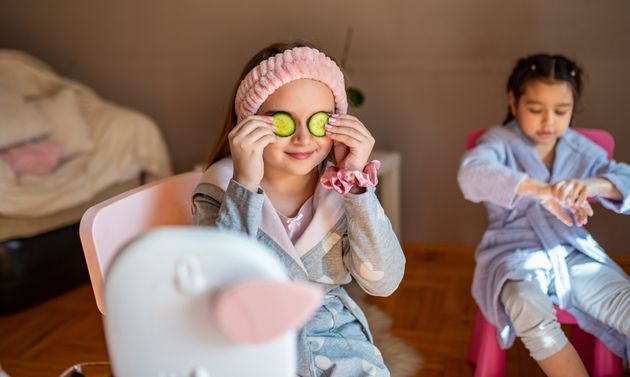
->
[[206, 41, 328, 168]]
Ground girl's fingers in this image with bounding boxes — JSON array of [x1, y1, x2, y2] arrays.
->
[[229, 115, 273, 137], [231, 115, 275, 134], [576, 206, 590, 226], [552, 207, 573, 226], [241, 127, 276, 145], [552, 181, 567, 201], [542, 199, 573, 226], [326, 132, 363, 148], [582, 201, 594, 217], [328, 117, 370, 138], [568, 200, 593, 227], [588, 202, 594, 216], [328, 115, 371, 138], [562, 180, 574, 197], [554, 180, 586, 207], [231, 118, 275, 143], [577, 186, 589, 206], [252, 134, 277, 151], [325, 124, 370, 143], [568, 182, 586, 205], [247, 114, 276, 124]]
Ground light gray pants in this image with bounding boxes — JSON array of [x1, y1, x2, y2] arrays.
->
[[501, 253, 630, 360]]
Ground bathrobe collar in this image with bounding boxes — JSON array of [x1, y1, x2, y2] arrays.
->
[[202, 158, 345, 272]]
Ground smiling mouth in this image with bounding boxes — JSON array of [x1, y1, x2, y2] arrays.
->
[[286, 151, 314, 160]]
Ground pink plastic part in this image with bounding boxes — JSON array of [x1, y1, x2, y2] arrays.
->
[[575, 129, 615, 160], [214, 279, 322, 344], [468, 309, 505, 377], [592, 337, 625, 377], [469, 307, 624, 377], [80, 171, 202, 314], [572, 325, 595, 373]]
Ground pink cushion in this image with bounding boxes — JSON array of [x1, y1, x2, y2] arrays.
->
[[0, 138, 63, 175]]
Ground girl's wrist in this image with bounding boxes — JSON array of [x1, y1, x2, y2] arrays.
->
[[232, 174, 260, 193], [518, 178, 552, 199], [585, 177, 623, 200], [340, 159, 368, 171]]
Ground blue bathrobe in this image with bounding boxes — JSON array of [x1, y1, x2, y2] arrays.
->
[[457, 120, 630, 360]]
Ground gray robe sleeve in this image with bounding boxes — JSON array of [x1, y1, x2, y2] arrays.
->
[[192, 179, 265, 237], [341, 187, 406, 297], [458, 131, 528, 208]]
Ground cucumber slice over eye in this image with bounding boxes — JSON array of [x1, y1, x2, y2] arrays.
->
[[272, 112, 296, 137], [307, 112, 329, 137]]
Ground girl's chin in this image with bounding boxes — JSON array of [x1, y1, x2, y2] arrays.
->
[[526, 133, 558, 145], [266, 161, 320, 177]]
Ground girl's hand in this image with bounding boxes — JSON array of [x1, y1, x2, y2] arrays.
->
[[326, 114, 375, 171], [552, 179, 589, 208], [540, 198, 574, 226], [540, 198, 593, 227], [518, 178, 593, 226], [572, 201, 594, 227], [228, 115, 276, 192]]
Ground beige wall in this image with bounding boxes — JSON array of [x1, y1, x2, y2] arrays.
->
[[1, 0, 629, 253]]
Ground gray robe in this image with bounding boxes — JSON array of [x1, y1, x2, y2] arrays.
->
[[192, 158, 405, 376], [458, 121, 630, 360]]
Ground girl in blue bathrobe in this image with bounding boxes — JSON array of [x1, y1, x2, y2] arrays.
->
[[458, 54, 630, 377]]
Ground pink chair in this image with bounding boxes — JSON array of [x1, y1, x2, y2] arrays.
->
[[465, 128, 624, 377], [80, 171, 202, 314]]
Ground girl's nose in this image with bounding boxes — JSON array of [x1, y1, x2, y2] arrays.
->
[[542, 110, 554, 127], [291, 123, 312, 144]]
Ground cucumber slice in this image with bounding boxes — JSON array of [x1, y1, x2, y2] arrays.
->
[[272, 112, 296, 137], [307, 112, 329, 137]]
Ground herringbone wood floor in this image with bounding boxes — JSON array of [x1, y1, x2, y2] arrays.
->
[[1, 244, 628, 377]]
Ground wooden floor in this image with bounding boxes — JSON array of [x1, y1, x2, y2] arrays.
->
[[0, 244, 628, 377]]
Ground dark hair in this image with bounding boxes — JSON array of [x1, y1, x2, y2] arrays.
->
[[503, 54, 584, 124], [206, 41, 330, 168]]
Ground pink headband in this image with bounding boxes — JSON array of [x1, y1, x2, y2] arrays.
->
[[235, 47, 348, 123]]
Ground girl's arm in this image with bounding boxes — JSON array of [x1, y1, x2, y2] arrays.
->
[[192, 114, 275, 234], [341, 188, 405, 297], [519, 177, 593, 227], [192, 179, 265, 237], [590, 156, 630, 214], [457, 134, 528, 208], [550, 154, 629, 215], [583, 178, 622, 200]]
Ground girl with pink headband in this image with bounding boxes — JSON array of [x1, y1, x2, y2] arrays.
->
[[193, 42, 405, 376]]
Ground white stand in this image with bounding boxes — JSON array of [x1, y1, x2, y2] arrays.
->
[[370, 150, 402, 238]]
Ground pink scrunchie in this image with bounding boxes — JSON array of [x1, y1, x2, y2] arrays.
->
[[320, 160, 381, 195]]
